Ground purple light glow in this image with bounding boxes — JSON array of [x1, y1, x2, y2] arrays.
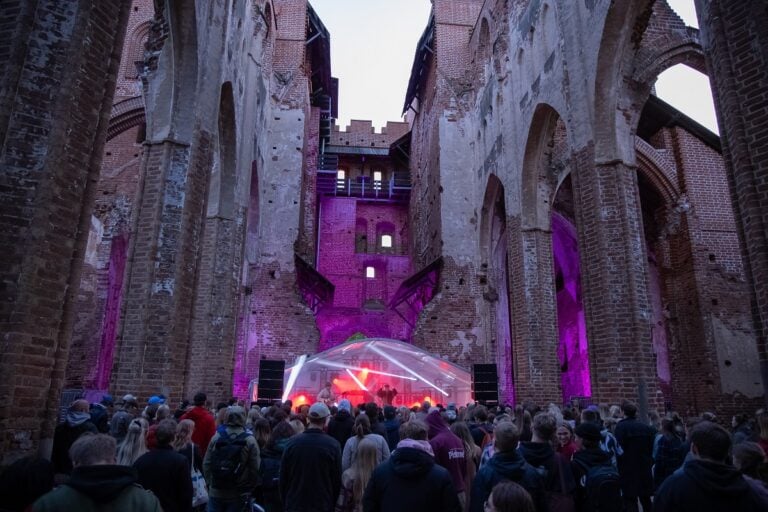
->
[[552, 213, 592, 401], [93, 233, 128, 390], [315, 197, 417, 347]]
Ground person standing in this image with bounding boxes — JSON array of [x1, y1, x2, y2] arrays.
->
[[376, 384, 398, 406], [655, 421, 764, 511], [317, 382, 337, 406], [203, 406, 261, 512], [363, 420, 461, 512], [328, 398, 355, 449], [51, 399, 98, 479], [133, 419, 192, 512], [470, 422, 546, 512], [33, 434, 162, 511], [426, 409, 468, 508], [180, 392, 217, 458], [613, 401, 655, 512], [279, 402, 342, 512]]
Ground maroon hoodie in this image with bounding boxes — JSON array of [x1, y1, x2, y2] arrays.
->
[[425, 411, 467, 492]]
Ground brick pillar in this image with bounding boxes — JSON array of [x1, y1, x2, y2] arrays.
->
[[695, 0, 768, 402], [571, 151, 659, 406], [0, 0, 130, 462], [186, 210, 247, 400], [508, 219, 562, 404], [112, 136, 211, 401]]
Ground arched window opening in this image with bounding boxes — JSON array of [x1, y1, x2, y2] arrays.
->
[[655, 64, 718, 134]]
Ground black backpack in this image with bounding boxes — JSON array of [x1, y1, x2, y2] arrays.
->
[[209, 431, 252, 490], [576, 460, 621, 512]]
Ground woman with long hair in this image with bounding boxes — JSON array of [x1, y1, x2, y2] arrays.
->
[[116, 417, 148, 466], [253, 418, 271, 450], [451, 421, 481, 512], [341, 414, 390, 472], [336, 438, 380, 512], [173, 418, 202, 471], [555, 423, 577, 461]]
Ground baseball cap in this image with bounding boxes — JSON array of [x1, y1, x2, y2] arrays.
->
[[308, 402, 330, 419]]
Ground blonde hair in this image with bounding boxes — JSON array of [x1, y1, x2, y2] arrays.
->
[[350, 438, 380, 505], [116, 418, 148, 466], [173, 419, 195, 451]]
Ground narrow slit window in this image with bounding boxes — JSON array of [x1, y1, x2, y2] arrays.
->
[[381, 235, 392, 248], [365, 266, 375, 279]]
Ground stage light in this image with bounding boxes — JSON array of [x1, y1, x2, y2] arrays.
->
[[346, 368, 369, 391], [312, 358, 417, 380], [369, 345, 449, 396], [282, 354, 307, 402]]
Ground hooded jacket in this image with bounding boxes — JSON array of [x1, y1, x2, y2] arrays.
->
[[202, 406, 261, 499], [519, 441, 576, 494], [328, 408, 355, 448], [51, 412, 98, 474], [363, 446, 461, 512], [470, 450, 547, 512], [32, 465, 162, 512], [426, 411, 467, 493], [654, 459, 765, 511]]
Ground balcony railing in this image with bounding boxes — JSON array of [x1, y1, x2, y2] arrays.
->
[[317, 170, 411, 202]]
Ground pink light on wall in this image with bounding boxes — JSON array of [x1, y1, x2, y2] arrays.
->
[[552, 213, 591, 401], [315, 196, 416, 348], [94, 233, 128, 390], [647, 249, 672, 395]]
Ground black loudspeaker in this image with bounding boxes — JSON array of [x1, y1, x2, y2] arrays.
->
[[472, 363, 499, 405], [257, 359, 285, 401]]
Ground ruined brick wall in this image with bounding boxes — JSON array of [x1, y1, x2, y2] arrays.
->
[[66, 126, 144, 389], [0, 0, 131, 462], [695, 0, 768, 404]]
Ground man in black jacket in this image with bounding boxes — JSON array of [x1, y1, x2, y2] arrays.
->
[[613, 401, 655, 512], [655, 421, 765, 511], [519, 412, 576, 508], [133, 419, 192, 512], [363, 419, 461, 512], [470, 421, 547, 512], [280, 402, 342, 512]]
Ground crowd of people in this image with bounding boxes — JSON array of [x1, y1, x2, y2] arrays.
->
[[1, 393, 768, 512]]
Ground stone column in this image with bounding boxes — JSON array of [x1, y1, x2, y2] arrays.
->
[[571, 151, 659, 407], [111, 135, 212, 401], [0, 0, 131, 462], [695, 0, 768, 403], [507, 218, 562, 405]]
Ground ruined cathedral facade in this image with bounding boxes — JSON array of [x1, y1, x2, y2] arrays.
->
[[1, 0, 767, 461]]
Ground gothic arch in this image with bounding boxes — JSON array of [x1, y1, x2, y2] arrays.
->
[[521, 103, 568, 231], [634, 137, 681, 206], [122, 21, 151, 79], [144, 0, 199, 142], [593, 0, 654, 162], [211, 81, 237, 220]]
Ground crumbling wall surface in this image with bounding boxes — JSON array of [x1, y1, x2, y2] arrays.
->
[[695, 0, 768, 406], [0, 0, 132, 463]]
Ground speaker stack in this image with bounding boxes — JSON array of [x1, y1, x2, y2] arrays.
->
[[256, 359, 285, 407], [472, 363, 499, 406]]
